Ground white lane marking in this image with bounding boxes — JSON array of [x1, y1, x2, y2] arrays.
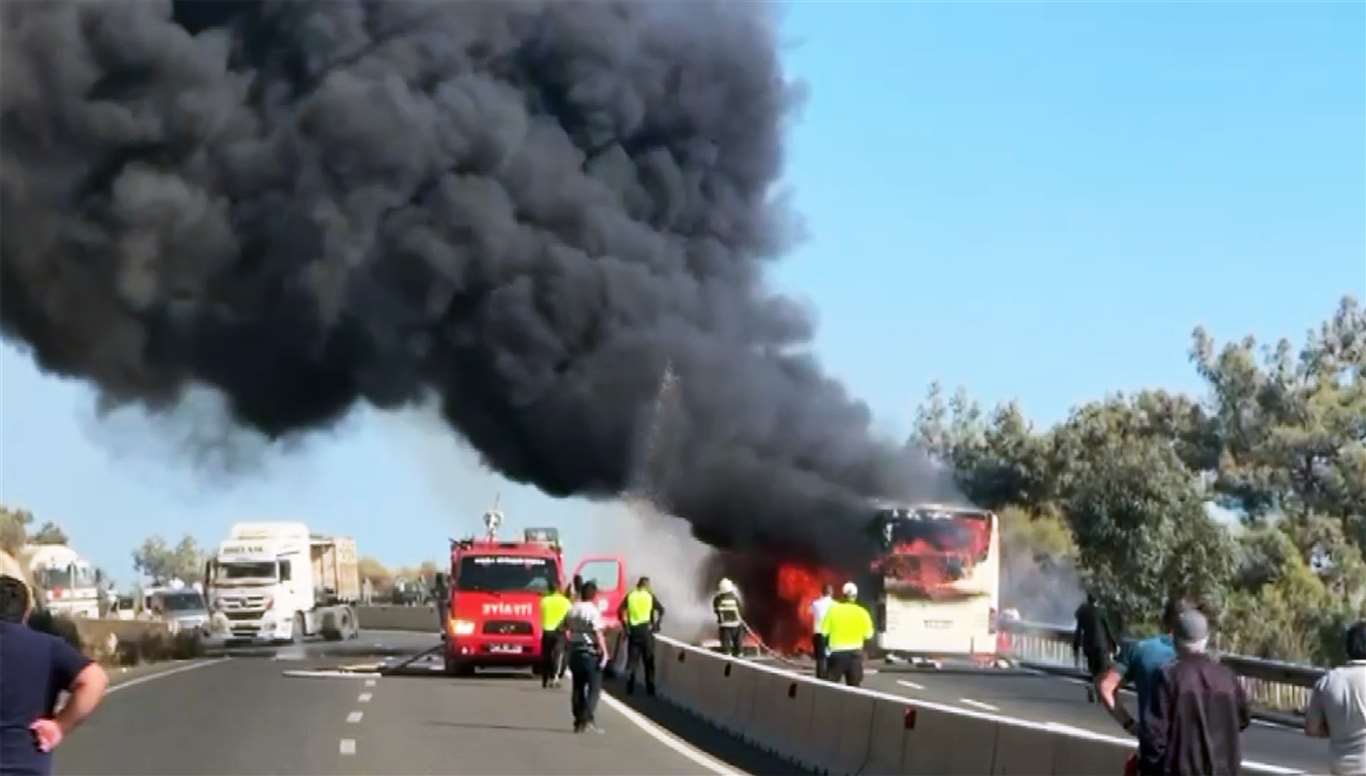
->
[[358, 692, 373, 703], [107, 659, 229, 695], [959, 698, 1000, 712], [897, 679, 925, 691], [281, 670, 379, 679], [364, 679, 377, 687], [597, 690, 738, 775], [339, 739, 356, 755], [346, 711, 364, 724]]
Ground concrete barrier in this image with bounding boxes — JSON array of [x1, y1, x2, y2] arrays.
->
[[651, 637, 1305, 776], [355, 605, 440, 632]]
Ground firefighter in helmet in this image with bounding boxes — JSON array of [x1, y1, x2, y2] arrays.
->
[[712, 578, 744, 656]]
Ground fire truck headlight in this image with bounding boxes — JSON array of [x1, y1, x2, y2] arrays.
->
[[450, 619, 476, 636]]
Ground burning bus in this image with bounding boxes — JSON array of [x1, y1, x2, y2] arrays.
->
[[867, 502, 1002, 664]]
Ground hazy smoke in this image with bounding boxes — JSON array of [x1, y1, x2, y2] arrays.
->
[[1, 0, 919, 566]]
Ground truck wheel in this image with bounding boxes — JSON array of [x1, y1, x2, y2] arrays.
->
[[292, 612, 306, 644]]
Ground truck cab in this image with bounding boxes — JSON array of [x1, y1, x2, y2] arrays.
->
[[206, 522, 359, 644], [21, 543, 101, 619]]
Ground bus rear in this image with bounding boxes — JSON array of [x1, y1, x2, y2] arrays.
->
[[870, 504, 1001, 659]]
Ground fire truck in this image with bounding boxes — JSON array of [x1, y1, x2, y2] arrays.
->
[[442, 505, 626, 676]]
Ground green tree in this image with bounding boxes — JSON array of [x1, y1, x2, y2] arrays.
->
[[0, 505, 33, 555], [133, 535, 205, 585], [1057, 430, 1234, 632], [29, 521, 68, 545]]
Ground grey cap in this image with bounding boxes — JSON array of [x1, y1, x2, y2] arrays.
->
[[1174, 608, 1209, 647]]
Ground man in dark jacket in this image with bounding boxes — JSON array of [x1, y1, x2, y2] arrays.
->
[[1074, 593, 1118, 680], [1145, 609, 1249, 776]]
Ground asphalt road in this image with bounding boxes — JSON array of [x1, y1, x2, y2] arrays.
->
[[847, 661, 1333, 774], [55, 631, 779, 776]]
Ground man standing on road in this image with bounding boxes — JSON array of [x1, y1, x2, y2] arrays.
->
[[539, 583, 573, 689], [1, 572, 109, 776], [563, 581, 609, 734], [1074, 593, 1118, 698], [819, 582, 875, 688], [713, 578, 744, 657], [809, 584, 835, 680], [1145, 609, 1249, 776], [617, 577, 665, 696], [1305, 620, 1366, 775], [1097, 597, 1188, 773]]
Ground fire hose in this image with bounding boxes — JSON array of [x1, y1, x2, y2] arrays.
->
[[736, 616, 811, 671]]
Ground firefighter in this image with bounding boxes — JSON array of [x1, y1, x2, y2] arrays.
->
[[539, 583, 573, 689], [819, 582, 874, 687], [616, 576, 665, 696], [713, 578, 744, 657]]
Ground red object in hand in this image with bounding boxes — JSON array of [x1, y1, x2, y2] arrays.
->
[[30, 719, 62, 752], [1122, 752, 1139, 776]]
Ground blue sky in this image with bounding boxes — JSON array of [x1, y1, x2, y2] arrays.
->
[[2, 2, 1362, 587]]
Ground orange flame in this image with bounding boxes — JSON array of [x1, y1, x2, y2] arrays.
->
[[772, 561, 843, 655]]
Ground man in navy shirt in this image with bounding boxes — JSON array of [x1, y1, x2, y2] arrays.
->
[[1, 570, 108, 776]]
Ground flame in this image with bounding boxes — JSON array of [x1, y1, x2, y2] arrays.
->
[[771, 561, 843, 655], [875, 517, 990, 600]]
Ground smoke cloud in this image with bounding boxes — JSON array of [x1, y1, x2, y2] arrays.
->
[[1, 1, 919, 567]]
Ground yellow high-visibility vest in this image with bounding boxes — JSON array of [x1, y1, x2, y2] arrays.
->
[[626, 589, 655, 627], [541, 592, 572, 631], [820, 601, 874, 652]]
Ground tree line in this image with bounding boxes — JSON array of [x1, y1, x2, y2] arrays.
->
[[912, 296, 1364, 666]]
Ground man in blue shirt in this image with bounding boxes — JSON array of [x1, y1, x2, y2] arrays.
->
[[1, 571, 108, 776], [1097, 597, 1189, 774]]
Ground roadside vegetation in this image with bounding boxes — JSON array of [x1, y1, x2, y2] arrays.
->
[[914, 296, 1364, 666]]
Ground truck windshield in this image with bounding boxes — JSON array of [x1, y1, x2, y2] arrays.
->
[[216, 562, 277, 581], [159, 592, 206, 611], [35, 566, 94, 589], [456, 555, 558, 592]]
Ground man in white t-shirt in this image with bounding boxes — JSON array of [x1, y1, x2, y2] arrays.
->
[[809, 585, 835, 680], [562, 581, 610, 734], [1306, 621, 1366, 775]]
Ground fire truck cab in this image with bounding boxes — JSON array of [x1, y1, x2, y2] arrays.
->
[[442, 508, 626, 676]]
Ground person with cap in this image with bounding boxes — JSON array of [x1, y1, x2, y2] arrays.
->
[[713, 578, 744, 657], [1098, 595, 1188, 770], [809, 583, 835, 680], [617, 576, 665, 696], [539, 582, 573, 689], [1145, 608, 1249, 776], [562, 580, 609, 734], [1, 564, 109, 775], [818, 582, 875, 687], [1305, 620, 1366, 775]]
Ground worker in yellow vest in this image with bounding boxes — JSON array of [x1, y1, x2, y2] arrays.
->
[[819, 582, 875, 687], [616, 576, 666, 696], [540, 584, 574, 689]]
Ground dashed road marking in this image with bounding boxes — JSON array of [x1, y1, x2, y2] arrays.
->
[[358, 692, 373, 703], [346, 711, 363, 724], [897, 679, 925, 691], [339, 739, 356, 756], [364, 679, 377, 687], [959, 698, 1000, 712]]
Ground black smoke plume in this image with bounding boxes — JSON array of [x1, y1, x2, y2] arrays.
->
[[1, 0, 918, 567]]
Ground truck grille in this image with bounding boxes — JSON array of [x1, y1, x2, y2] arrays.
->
[[224, 611, 260, 621], [483, 620, 533, 636]]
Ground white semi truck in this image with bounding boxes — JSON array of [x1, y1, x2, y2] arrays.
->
[[21, 543, 102, 619], [205, 522, 360, 644]]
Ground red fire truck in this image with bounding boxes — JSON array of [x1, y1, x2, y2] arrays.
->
[[442, 509, 626, 676]]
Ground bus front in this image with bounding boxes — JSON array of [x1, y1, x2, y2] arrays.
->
[[870, 504, 1001, 660]]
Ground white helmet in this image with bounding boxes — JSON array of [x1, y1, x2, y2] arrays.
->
[[718, 578, 735, 594], [842, 582, 858, 598]]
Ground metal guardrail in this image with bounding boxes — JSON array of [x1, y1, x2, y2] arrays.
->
[[999, 619, 1326, 715]]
